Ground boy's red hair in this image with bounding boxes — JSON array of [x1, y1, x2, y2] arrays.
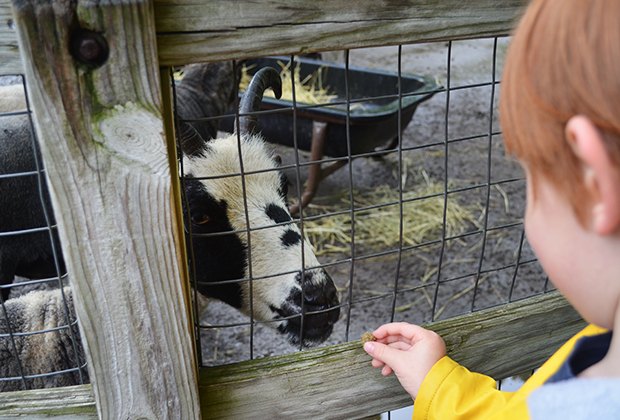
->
[[500, 0, 620, 219]]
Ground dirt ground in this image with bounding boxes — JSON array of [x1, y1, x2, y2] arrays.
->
[[200, 38, 549, 366]]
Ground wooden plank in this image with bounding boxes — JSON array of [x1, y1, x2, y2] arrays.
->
[[154, 0, 527, 64], [1, 0, 526, 74], [0, 292, 585, 417], [199, 292, 585, 419], [10, 1, 199, 419], [0, 385, 96, 418]]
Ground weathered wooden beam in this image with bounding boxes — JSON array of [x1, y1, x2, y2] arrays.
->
[[0, 385, 96, 418], [154, 0, 526, 64], [200, 291, 585, 419], [10, 0, 199, 418], [0, 292, 585, 418], [1, 0, 526, 74]]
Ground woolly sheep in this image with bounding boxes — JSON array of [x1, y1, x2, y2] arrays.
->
[[0, 287, 87, 392], [0, 84, 26, 113]]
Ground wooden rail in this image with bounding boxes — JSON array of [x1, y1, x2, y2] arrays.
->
[[0, 292, 585, 418], [1, 0, 526, 74]]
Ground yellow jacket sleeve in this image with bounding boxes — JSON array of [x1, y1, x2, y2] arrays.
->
[[412, 324, 606, 420], [412, 356, 524, 420]]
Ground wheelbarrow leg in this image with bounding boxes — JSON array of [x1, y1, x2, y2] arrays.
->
[[289, 121, 347, 215]]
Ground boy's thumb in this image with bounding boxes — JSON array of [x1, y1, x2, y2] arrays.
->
[[364, 341, 399, 367]]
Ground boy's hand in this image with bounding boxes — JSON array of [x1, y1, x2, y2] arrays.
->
[[363, 322, 446, 399]]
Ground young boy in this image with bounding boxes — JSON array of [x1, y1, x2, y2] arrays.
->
[[363, 0, 620, 418]]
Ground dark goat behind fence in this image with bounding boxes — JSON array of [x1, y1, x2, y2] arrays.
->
[[0, 85, 66, 302], [0, 79, 84, 391]]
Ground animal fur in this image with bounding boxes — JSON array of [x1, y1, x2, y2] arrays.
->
[[0, 84, 26, 113], [175, 61, 242, 156], [0, 89, 66, 302], [0, 287, 87, 392]]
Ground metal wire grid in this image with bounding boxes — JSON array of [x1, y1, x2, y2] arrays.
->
[[0, 76, 86, 391], [175, 37, 551, 367], [0, 37, 547, 393]]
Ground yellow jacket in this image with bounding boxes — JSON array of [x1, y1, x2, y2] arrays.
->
[[412, 324, 607, 420]]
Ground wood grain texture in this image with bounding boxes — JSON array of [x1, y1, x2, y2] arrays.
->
[[0, 385, 96, 418], [154, 0, 526, 64], [10, 0, 199, 418], [2, 0, 526, 74]]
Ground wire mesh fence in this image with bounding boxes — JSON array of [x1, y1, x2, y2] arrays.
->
[[173, 37, 551, 368], [0, 35, 550, 395], [0, 75, 87, 391]]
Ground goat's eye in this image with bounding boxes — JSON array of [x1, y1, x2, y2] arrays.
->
[[192, 214, 210, 225], [274, 155, 282, 166]]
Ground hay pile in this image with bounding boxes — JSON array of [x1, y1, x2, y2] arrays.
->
[[302, 173, 480, 256]]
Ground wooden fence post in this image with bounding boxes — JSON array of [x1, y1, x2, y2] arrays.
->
[[10, 1, 200, 418]]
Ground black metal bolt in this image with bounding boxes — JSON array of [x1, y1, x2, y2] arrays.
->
[[70, 29, 109, 68]]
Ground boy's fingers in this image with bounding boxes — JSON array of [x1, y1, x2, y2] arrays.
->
[[374, 322, 428, 342], [381, 365, 393, 376], [385, 341, 412, 351], [364, 341, 403, 371]]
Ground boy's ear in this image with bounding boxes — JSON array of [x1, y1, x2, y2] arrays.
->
[[565, 115, 620, 234]]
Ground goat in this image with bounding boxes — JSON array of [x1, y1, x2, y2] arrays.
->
[[181, 66, 340, 345]]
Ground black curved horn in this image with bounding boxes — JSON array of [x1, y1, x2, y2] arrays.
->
[[239, 67, 282, 134]]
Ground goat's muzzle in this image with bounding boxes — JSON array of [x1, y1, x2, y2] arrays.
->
[[274, 271, 340, 346]]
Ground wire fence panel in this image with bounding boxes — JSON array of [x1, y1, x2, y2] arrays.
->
[[0, 75, 87, 392], [0, 35, 552, 401], [171, 37, 552, 369]]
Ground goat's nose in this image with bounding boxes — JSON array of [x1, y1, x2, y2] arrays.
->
[[301, 274, 340, 329], [303, 276, 338, 309]]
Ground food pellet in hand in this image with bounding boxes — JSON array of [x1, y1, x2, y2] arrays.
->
[[361, 332, 377, 344]]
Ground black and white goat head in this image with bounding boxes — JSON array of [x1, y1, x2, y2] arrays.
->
[[178, 66, 340, 346]]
